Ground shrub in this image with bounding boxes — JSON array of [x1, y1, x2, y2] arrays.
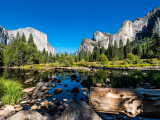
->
[[146, 71, 160, 88], [123, 53, 141, 64], [98, 54, 108, 65], [0, 77, 24, 105]]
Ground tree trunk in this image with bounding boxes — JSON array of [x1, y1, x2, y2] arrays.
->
[[89, 87, 160, 118]]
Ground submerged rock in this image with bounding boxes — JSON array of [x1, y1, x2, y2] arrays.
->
[[53, 98, 57, 101], [54, 88, 63, 95], [57, 100, 102, 120], [71, 87, 80, 96], [51, 83, 56, 88], [6, 110, 43, 120]]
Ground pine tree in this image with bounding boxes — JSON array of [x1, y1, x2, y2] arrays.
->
[[100, 46, 105, 54], [126, 38, 131, 57], [108, 43, 112, 60], [89, 53, 93, 62], [16, 40, 27, 66], [27, 33, 39, 64], [150, 30, 160, 59], [137, 45, 142, 58], [95, 48, 100, 61], [21, 33, 26, 42], [119, 39, 124, 60], [113, 40, 119, 60], [15, 32, 20, 42]]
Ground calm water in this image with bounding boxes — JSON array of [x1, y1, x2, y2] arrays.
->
[[1, 68, 160, 119]]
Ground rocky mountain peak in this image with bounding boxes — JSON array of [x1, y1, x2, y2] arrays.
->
[[78, 7, 160, 53], [0, 26, 56, 54]]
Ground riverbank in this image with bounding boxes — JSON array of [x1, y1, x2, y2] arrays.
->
[[1, 65, 160, 71]]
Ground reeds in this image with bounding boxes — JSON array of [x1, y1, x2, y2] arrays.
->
[[0, 77, 23, 105]]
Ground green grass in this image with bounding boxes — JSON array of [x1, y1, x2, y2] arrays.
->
[[0, 77, 24, 105]]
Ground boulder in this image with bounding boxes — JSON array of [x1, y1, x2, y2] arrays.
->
[[31, 105, 38, 110], [81, 88, 88, 91], [22, 87, 36, 93], [71, 87, 80, 96], [57, 100, 102, 120], [55, 101, 62, 106], [95, 83, 102, 87], [41, 113, 51, 120], [39, 86, 47, 92], [53, 98, 57, 101], [37, 82, 44, 87], [20, 101, 27, 104], [40, 100, 49, 108], [24, 79, 33, 84], [57, 105, 64, 111], [51, 104, 57, 111], [51, 83, 56, 88], [0, 116, 5, 120], [70, 74, 78, 80], [0, 105, 15, 118], [15, 106, 23, 112], [6, 110, 43, 120], [54, 88, 63, 95], [41, 92, 49, 99], [45, 81, 52, 87], [63, 99, 68, 102]]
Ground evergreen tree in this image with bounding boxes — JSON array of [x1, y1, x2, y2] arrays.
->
[[95, 48, 100, 61], [137, 45, 142, 58], [17, 40, 27, 66], [126, 38, 131, 57], [89, 53, 93, 62], [15, 32, 20, 42], [21, 33, 26, 42], [113, 40, 119, 60], [100, 46, 105, 54], [108, 43, 112, 60], [27, 33, 39, 64], [150, 30, 160, 59], [119, 39, 124, 60], [55, 53, 59, 61]]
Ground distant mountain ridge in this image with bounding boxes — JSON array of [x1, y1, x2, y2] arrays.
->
[[79, 7, 160, 53], [0, 26, 56, 54]]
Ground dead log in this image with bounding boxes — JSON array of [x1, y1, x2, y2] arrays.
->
[[89, 87, 160, 118]]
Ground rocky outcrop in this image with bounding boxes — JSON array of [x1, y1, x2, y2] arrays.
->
[[0, 26, 56, 54], [57, 100, 102, 120], [79, 7, 160, 53], [6, 110, 43, 120], [0, 26, 8, 45]]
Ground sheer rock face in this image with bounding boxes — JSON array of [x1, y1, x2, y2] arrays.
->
[[0, 26, 8, 45], [79, 8, 160, 53], [0, 26, 56, 54], [79, 38, 96, 53]]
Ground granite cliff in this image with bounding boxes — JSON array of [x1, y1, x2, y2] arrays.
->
[[0, 26, 56, 54], [79, 7, 160, 53]]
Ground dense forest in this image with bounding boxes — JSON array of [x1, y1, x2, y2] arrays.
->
[[0, 30, 160, 67]]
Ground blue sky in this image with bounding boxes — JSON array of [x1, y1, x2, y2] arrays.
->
[[0, 0, 160, 54]]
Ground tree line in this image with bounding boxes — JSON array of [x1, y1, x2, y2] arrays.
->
[[0, 30, 160, 67]]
